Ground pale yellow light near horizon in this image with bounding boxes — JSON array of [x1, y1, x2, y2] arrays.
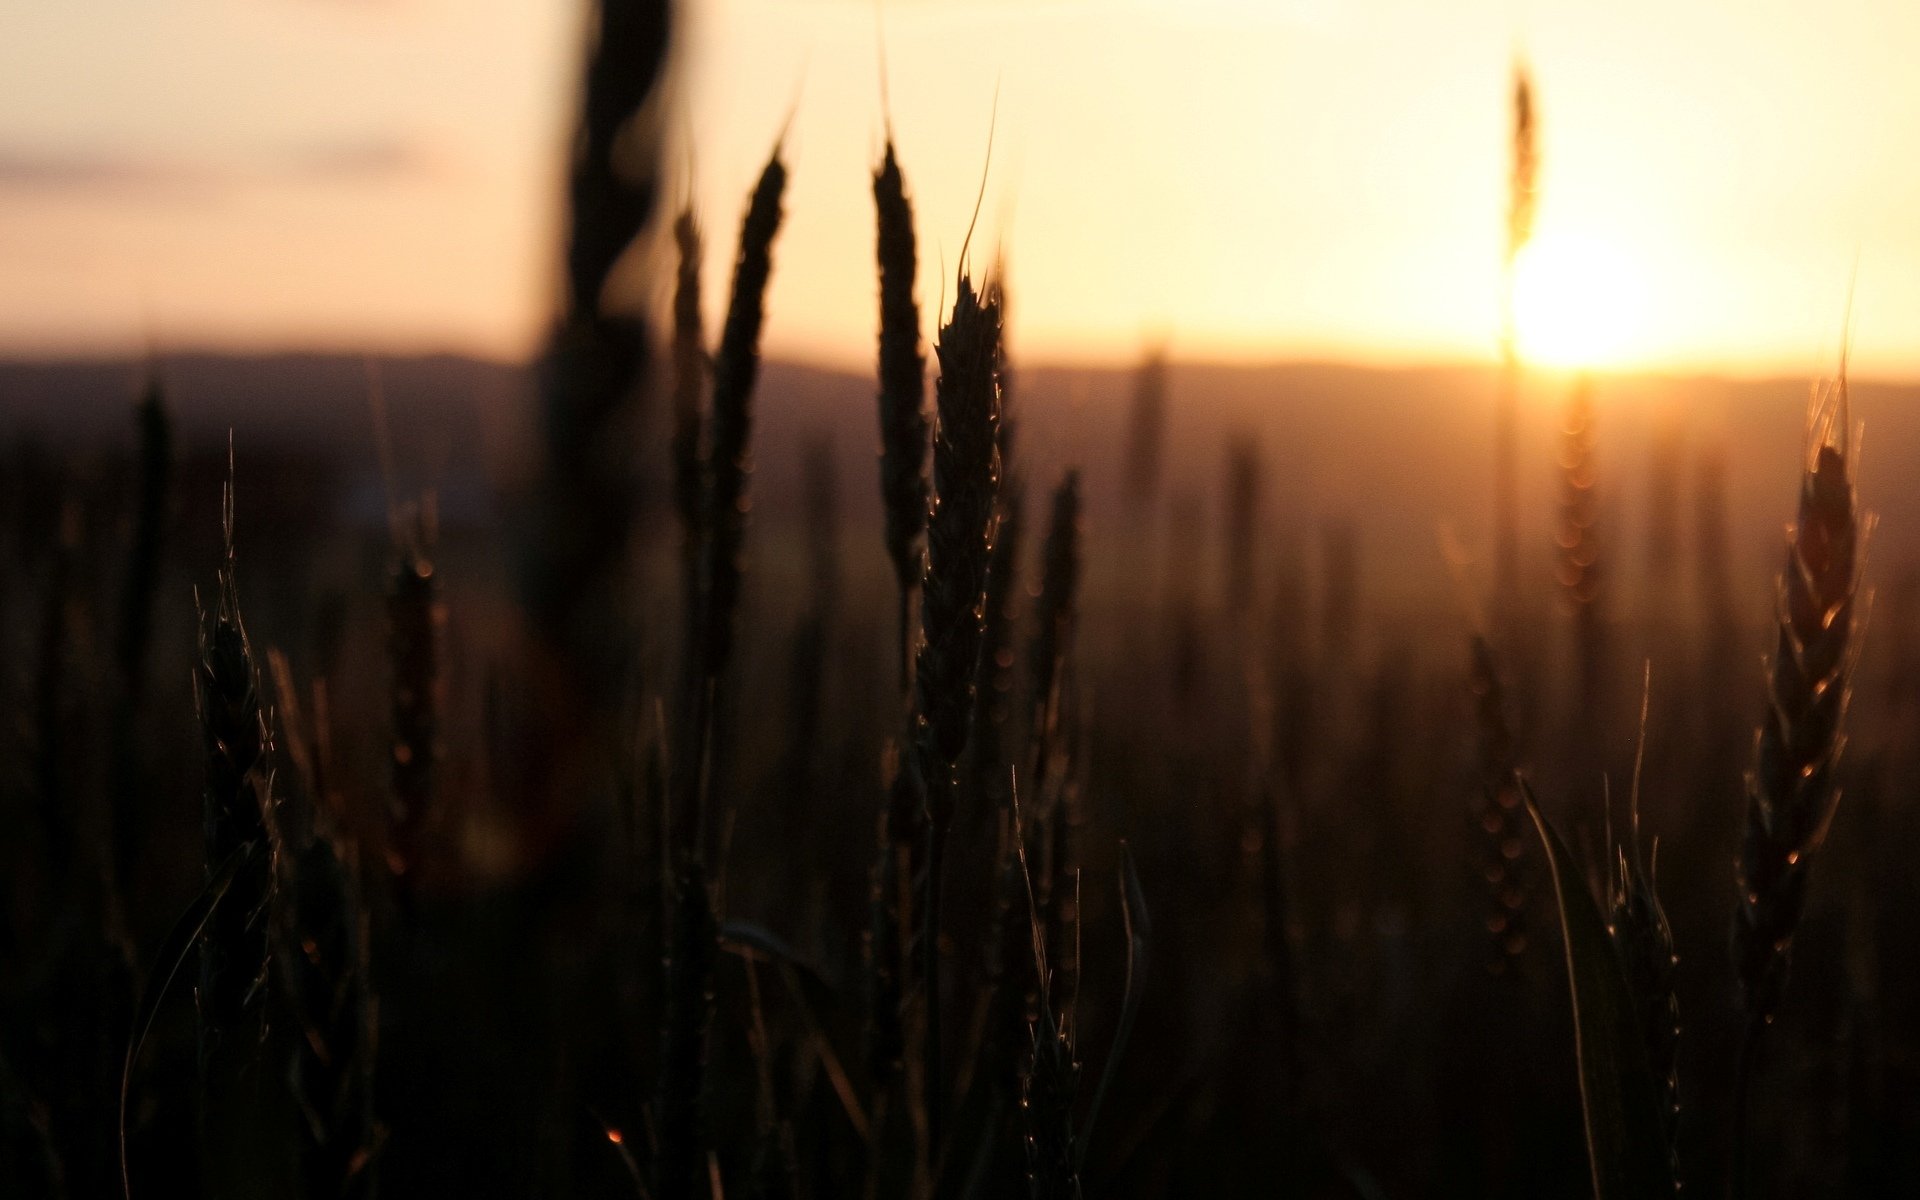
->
[[1511, 231, 1649, 369], [3, 0, 1920, 377]]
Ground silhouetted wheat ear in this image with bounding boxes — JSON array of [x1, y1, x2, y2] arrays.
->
[[874, 139, 930, 678], [914, 271, 1003, 798], [1611, 822, 1680, 1185], [671, 207, 708, 613], [196, 473, 272, 1060], [698, 146, 787, 682], [974, 481, 1024, 806], [1023, 999, 1083, 1200], [1470, 635, 1528, 968], [386, 503, 442, 889], [1734, 379, 1863, 1025], [661, 167, 783, 1189], [974, 309, 1023, 793], [912, 270, 1003, 1146], [867, 140, 928, 1098]]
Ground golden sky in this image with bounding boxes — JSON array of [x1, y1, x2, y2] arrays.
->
[[4, 0, 1919, 376]]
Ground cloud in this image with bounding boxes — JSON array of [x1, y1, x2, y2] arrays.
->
[[281, 137, 438, 182], [0, 137, 444, 198], [0, 151, 215, 195]]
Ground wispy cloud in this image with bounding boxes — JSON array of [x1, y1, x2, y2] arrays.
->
[[0, 152, 214, 195], [0, 136, 445, 199], [279, 137, 441, 183]]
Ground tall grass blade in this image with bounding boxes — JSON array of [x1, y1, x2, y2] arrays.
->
[[1520, 780, 1668, 1200], [120, 840, 260, 1200]]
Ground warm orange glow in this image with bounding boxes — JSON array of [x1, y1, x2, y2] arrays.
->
[[1511, 232, 1649, 370], [606, 1129, 623, 1146], [1, 2, 1916, 374]]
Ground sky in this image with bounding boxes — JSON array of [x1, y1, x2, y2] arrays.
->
[[4, 0, 1920, 376]]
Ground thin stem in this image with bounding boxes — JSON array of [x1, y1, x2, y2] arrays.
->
[[1731, 1012, 1764, 1200], [897, 585, 914, 696], [922, 784, 948, 1162]]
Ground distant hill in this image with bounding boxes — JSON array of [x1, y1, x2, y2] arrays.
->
[[4, 352, 1915, 625]]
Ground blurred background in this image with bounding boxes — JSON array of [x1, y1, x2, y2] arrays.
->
[[5, 2, 1920, 1198]]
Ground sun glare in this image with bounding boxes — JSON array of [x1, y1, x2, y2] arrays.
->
[[1511, 232, 1647, 369]]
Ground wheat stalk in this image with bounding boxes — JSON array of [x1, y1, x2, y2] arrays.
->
[[1731, 374, 1865, 1192], [656, 861, 719, 1200], [195, 464, 272, 1071], [696, 145, 786, 688], [671, 206, 708, 635], [1603, 664, 1680, 1191], [521, 0, 665, 709], [1121, 351, 1166, 516], [912, 270, 1003, 1151], [1029, 471, 1082, 762], [1556, 374, 1606, 712], [874, 140, 931, 690], [385, 500, 441, 893], [109, 377, 172, 901], [659, 145, 785, 1200], [1471, 635, 1530, 969], [1494, 62, 1537, 612]]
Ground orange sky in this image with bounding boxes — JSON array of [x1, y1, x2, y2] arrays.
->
[[4, 1, 1920, 376]]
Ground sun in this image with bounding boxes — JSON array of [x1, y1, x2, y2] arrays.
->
[[1511, 231, 1648, 369]]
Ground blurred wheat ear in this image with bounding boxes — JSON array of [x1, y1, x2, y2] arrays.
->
[[1494, 62, 1537, 614], [1471, 635, 1530, 969], [1557, 374, 1606, 714], [519, 0, 667, 713], [386, 499, 441, 894], [110, 376, 172, 903]]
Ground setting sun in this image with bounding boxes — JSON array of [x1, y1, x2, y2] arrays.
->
[[1511, 231, 1649, 369]]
